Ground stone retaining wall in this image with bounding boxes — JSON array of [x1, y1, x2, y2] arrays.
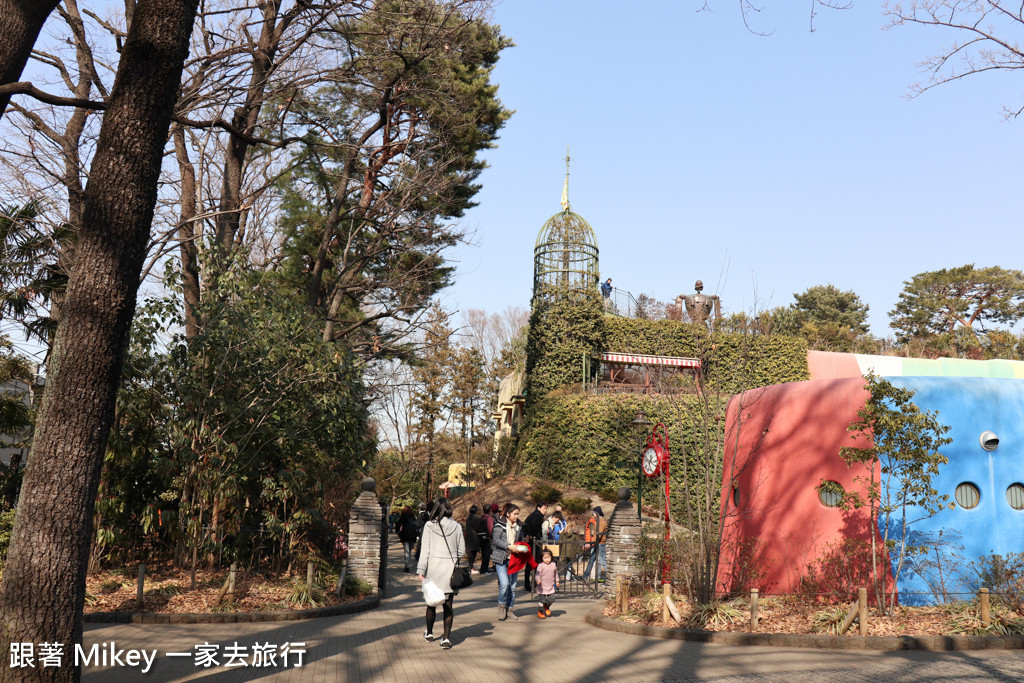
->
[[605, 489, 641, 599], [348, 480, 384, 592]]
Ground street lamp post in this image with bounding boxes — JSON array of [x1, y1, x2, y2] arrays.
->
[[631, 411, 649, 519]]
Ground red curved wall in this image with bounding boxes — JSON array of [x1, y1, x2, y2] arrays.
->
[[717, 378, 887, 596]]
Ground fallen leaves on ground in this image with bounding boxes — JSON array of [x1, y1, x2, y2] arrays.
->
[[605, 592, 1019, 637], [84, 562, 360, 614]]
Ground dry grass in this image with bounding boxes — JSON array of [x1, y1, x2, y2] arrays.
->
[[606, 590, 1024, 637]]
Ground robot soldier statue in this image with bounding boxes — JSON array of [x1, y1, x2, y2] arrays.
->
[[675, 280, 721, 330]]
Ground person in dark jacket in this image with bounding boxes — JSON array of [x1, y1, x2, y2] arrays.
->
[[395, 506, 419, 572], [491, 502, 526, 621], [476, 503, 492, 573], [521, 503, 548, 592], [413, 502, 428, 563], [464, 505, 481, 573]]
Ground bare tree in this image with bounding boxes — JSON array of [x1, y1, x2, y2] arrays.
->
[[461, 305, 528, 367], [886, 1, 1024, 117]]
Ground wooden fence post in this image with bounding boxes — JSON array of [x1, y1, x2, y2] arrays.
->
[[136, 564, 145, 611], [750, 588, 759, 631], [980, 587, 990, 626], [859, 587, 867, 636], [662, 583, 670, 625], [307, 561, 315, 592], [621, 577, 629, 613]]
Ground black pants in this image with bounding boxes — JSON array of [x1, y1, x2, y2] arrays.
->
[[425, 593, 454, 640], [479, 540, 491, 572], [523, 540, 542, 591], [466, 547, 479, 571]]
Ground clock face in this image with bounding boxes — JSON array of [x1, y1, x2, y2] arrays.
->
[[642, 447, 660, 476]]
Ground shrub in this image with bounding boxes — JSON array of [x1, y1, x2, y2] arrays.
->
[[687, 600, 744, 630], [529, 485, 563, 506], [636, 524, 696, 593], [561, 497, 590, 515], [598, 487, 619, 504], [949, 611, 1024, 636], [799, 538, 873, 604], [343, 573, 373, 598], [719, 536, 771, 596], [288, 577, 325, 609], [972, 552, 1024, 613], [811, 605, 847, 634]]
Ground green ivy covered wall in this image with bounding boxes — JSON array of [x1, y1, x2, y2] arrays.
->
[[516, 312, 809, 493]]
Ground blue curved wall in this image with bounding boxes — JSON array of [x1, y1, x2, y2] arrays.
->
[[881, 377, 1024, 605]]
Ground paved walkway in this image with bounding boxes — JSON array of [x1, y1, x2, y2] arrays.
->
[[76, 541, 1024, 682]]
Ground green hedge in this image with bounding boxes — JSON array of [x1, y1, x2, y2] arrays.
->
[[604, 317, 809, 392], [525, 289, 606, 406], [517, 304, 808, 508], [514, 392, 727, 501]]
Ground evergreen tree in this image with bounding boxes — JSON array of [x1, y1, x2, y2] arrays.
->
[[889, 265, 1024, 349]]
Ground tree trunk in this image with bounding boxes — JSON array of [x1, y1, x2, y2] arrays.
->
[[173, 125, 200, 339], [0, 0, 61, 122], [206, 497, 220, 572], [0, 1, 199, 680]]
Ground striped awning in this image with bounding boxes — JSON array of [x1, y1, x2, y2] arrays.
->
[[599, 352, 700, 368]]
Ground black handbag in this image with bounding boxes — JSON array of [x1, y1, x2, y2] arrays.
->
[[441, 522, 473, 590], [451, 565, 473, 590]]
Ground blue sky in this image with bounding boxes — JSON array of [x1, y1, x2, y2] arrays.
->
[[443, 1, 1024, 338]]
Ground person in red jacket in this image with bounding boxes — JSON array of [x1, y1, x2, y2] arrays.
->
[[491, 503, 534, 621]]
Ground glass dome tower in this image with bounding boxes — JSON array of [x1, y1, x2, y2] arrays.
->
[[532, 152, 599, 302]]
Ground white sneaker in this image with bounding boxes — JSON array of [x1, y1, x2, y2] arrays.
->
[[439, 638, 451, 649], [470, 569, 480, 575], [423, 631, 435, 642]]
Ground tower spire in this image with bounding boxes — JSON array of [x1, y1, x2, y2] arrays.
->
[[560, 147, 571, 211]]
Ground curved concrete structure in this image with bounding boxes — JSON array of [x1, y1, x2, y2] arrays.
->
[[720, 352, 1024, 606]]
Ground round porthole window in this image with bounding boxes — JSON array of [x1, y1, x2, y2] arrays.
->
[[955, 483, 980, 509], [817, 481, 844, 508], [1007, 484, 1024, 511]]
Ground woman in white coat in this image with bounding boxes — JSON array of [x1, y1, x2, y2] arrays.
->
[[416, 498, 465, 649]]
